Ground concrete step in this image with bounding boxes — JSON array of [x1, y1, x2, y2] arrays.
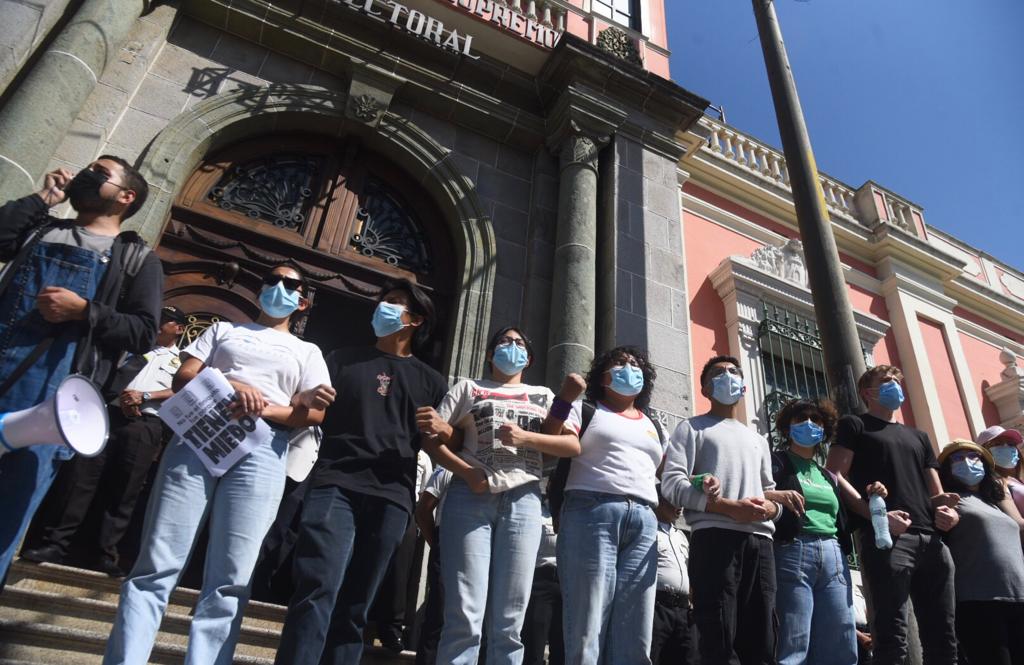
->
[[4, 560, 285, 632], [0, 560, 416, 664]]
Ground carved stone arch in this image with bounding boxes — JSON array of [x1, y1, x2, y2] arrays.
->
[[130, 84, 496, 380]]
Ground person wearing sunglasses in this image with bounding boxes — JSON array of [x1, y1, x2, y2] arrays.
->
[[414, 326, 579, 665], [767, 398, 897, 665], [543, 345, 665, 665], [937, 440, 1024, 665], [0, 157, 161, 588], [106, 262, 334, 665], [975, 425, 1024, 515]]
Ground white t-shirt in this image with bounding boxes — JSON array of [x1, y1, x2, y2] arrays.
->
[[416, 449, 433, 495], [423, 466, 453, 527], [184, 322, 330, 407], [565, 402, 665, 505], [437, 379, 554, 492]]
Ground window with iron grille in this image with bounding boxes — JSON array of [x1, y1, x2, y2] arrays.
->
[[757, 301, 829, 449]]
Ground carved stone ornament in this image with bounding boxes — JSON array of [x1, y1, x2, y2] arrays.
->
[[351, 94, 381, 122], [1001, 348, 1024, 380], [750, 238, 807, 287], [560, 133, 600, 168], [595, 26, 642, 66]]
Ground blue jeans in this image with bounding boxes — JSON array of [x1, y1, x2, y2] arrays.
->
[[274, 485, 410, 665], [437, 478, 543, 665], [0, 239, 107, 583], [775, 535, 857, 665], [103, 429, 289, 665], [557, 490, 658, 665]]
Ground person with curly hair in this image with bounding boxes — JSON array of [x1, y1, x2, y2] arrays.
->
[[542, 345, 665, 664], [937, 440, 1024, 665], [768, 398, 896, 665]]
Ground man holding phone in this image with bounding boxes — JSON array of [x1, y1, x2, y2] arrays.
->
[[0, 157, 163, 588]]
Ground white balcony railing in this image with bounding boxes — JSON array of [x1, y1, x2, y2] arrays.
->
[[698, 116, 860, 224]]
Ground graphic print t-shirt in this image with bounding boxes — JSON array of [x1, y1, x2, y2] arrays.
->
[[438, 379, 555, 492], [311, 347, 448, 513]]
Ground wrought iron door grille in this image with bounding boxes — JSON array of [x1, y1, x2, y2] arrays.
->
[[757, 301, 829, 448]]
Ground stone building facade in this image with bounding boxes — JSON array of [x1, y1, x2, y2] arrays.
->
[[0, 0, 706, 423]]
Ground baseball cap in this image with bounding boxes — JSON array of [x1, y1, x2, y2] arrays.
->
[[976, 425, 1024, 447], [160, 305, 188, 324]]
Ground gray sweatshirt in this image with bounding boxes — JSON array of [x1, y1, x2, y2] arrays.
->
[[661, 414, 778, 538]]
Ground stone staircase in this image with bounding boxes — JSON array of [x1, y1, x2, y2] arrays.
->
[[0, 560, 415, 664]]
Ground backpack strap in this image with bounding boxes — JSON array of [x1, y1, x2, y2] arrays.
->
[[547, 400, 595, 531]]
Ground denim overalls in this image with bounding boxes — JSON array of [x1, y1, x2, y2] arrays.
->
[[0, 235, 109, 580]]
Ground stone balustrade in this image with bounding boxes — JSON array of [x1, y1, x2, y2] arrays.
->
[[881, 190, 917, 232], [698, 116, 863, 224], [494, 0, 568, 30]]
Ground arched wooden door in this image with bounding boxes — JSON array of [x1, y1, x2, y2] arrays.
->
[[157, 135, 456, 366]]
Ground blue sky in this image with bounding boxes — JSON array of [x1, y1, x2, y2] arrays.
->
[[666, 1, 1024, 271]]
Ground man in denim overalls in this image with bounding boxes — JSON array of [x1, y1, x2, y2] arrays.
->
[[0, 156, 164, 587]]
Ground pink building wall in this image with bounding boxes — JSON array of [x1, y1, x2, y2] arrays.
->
[[957, 331, 1009, 427], [683, 184, 919, 426], [918, 316, 973, 442], [683, 210, 760, 414]]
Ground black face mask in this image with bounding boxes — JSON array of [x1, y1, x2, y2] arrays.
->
[[65, 168, 109, 210]]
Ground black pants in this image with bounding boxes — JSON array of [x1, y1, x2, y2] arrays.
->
[[522, 565, 563, 665], [41, 410, 165, 562], [651, 596, 696, 665], [858, 530, 957, 665], [416, 535, 443, 665], [275, 486, 410, 665], [689, 528, 777, 665], [954, 601, 1024, 665], [373, 515, 419, 641]]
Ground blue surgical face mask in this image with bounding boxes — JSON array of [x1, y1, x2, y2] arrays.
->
[[259, 282, 301, 319], [951, 458, 986, 486], [492, 343, 529, 376], [608, 364, 644, 397], [372, 302, 408, 338], [710, 372, 744, 405], [877, 380, 905, 410], [790, 419, 825, 448], [990, 445, 1020, 470]]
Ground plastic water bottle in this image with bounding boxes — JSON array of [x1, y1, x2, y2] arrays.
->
[[869, 493, 893, 550]]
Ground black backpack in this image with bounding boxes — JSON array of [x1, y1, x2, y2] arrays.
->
[[547, 400, 666, 528]]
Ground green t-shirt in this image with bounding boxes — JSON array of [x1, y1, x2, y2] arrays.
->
[[788, 452, 839, 537]]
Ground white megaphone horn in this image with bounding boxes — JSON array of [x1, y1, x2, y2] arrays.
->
[[0, 374, 109, 457]]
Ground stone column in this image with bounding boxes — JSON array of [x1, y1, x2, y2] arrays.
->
[[545, 129, 605, 386], [0, 0, 147, 201], [0, 0, 74, 94]]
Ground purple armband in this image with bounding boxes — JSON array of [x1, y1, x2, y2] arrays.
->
[[550, 397, 572, 422]]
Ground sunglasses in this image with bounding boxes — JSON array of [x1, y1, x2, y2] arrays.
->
[[262, 274, 304, 292]]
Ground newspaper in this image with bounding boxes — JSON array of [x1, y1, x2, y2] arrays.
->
[[158, 367, 272, 477]]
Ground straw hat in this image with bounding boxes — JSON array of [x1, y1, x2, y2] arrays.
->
[[938, 439, 994, 467]]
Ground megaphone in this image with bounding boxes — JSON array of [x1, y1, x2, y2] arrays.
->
[[0, 374, 109, 457]]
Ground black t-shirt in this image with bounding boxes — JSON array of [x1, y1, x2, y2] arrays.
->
[[835, 413, 940, 531], [310, 346, 448, 513]]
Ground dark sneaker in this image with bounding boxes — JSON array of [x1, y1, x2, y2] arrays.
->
[[19, 544, 65, 564], [96, 556, 126, 578]]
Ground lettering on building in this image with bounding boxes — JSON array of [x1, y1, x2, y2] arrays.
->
[[334, 0, 481, 58], [444, 0, 562, 49]]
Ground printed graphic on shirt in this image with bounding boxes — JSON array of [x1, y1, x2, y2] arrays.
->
[[467, 386, 548, 479], [377, 372, 392, 397]]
